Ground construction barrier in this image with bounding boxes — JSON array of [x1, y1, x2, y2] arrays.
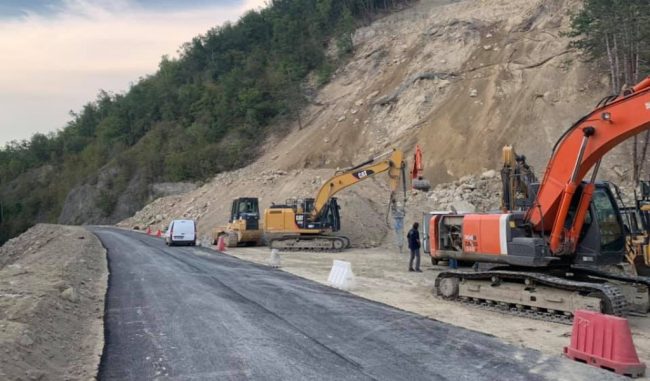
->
[[146, 227, 151, 235], [268, 249, 281, 268], [156, 229, 162, 238], [327, 260, 355, 290], [564, 309, 646, 378]]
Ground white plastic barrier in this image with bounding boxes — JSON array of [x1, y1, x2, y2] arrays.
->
[[268, 249, 281, 268], [327, 260, 356, 290]]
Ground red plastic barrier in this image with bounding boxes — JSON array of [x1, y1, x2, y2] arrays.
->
[[156, 229, 162, 238], [216, 236, 226, 251], [145, 227, 151, 235], [564, 310, 646, 378]]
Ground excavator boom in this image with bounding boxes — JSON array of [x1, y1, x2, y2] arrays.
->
[[265, 148, 407, 251], [310, 149, 406, 220], [528, 77, 650, 246]]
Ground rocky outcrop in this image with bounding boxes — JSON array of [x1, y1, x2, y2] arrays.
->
[[58, 166, 169, 225]]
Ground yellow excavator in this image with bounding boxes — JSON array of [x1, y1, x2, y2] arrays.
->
[[618, 181, 650, 276], [263, 148, 408, 251]]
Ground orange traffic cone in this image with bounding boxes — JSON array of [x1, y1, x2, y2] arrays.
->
[[216, 236, 226, 251], [146, 227, 151, 235], [156, 229, 162, 238]]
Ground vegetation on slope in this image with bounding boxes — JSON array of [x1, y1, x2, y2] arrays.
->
[[569, 0, 650, 182], [0, 0, 411, 245]]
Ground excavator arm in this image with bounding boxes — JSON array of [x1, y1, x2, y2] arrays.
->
[[527, 77, 650, 254], [310, 149, 407, 220]]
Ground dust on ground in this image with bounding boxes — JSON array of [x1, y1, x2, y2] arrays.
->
[[0, 224, 107, 381], [221, 245, 650, 379]]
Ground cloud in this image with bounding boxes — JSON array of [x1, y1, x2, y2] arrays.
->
[[0, 0, 267, 145]]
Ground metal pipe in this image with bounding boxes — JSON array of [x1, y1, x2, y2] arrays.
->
[[570, 127, 595, 183], [590, 160, 602, 183]]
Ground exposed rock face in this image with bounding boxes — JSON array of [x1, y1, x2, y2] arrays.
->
[[58, 166, 193, 225], [152, 182, 198, 198], [58, 184, 103, 225]]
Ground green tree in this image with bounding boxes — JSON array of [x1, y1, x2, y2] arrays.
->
[[570, 0, 650, 182]]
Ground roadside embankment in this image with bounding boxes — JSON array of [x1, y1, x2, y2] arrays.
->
[[0, 224, 107, 380]]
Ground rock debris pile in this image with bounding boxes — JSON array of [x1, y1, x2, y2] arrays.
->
[[122, 166, 504, 249]]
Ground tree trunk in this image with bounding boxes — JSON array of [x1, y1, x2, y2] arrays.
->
[[613, 37, 621, 92], [639, 131, 650, 181], [605, 34, 617, 93]]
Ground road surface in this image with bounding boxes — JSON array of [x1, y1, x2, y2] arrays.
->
[[92, 227, 622, 381]]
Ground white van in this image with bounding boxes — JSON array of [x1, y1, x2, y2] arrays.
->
[[165, 219, 197, 246]]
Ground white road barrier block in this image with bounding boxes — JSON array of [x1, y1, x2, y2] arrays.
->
[[327, 260, 356, 290], [268, 249, 281, 268]]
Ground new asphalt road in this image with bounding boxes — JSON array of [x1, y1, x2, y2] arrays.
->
[[92, 227, 622, 381]]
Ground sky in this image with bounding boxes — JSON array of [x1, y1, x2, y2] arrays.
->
[[0, 0, 266, 146]]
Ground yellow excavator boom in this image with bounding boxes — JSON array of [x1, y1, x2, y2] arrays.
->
[[310, 149, 406, 220]]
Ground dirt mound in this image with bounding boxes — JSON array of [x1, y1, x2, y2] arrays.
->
[[0, 224, 107, 381]]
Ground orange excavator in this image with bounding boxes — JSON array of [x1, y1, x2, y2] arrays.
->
[[430, 77, 650, 323]]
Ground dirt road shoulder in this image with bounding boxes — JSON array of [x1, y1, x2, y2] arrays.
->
[[0, 224, 107, 380]]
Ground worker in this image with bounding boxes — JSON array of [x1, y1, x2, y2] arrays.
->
[[407, 222, 422, 272]]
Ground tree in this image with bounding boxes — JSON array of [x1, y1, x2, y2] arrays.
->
[[336, 6, 355, 57], [570, 0, 650, 183]]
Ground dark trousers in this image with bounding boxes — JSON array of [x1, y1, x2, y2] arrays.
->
[[409, 248, 420, 270]]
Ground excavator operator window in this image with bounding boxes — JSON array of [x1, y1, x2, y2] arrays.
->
[[238, 200, 259, 215], [592, 188, 624, 252]]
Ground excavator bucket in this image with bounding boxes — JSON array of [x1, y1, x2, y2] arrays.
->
[[411, 145, 432, 191], [413, 177, 432, 191]]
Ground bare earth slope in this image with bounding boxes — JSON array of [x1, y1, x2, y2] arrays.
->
[[122, 0, 638, 244], [0, 224, 107, 381], [261, 0, 628, 181]]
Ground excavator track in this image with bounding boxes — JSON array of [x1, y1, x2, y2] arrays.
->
[[268, 235, 351, 252], [572, 266, 650, 314], [435, 270, 627, 325]]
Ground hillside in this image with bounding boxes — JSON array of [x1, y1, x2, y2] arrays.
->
[[2, 0, 645, 246], [262, 0, 628, 178], [121, 0, 643, 245], [0, 0, 410, 245]]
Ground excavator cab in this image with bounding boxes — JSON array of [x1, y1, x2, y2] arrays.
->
[[571, 183, 626, 266], [291, 198, 341, 232], [230, 197, 259, 230]]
